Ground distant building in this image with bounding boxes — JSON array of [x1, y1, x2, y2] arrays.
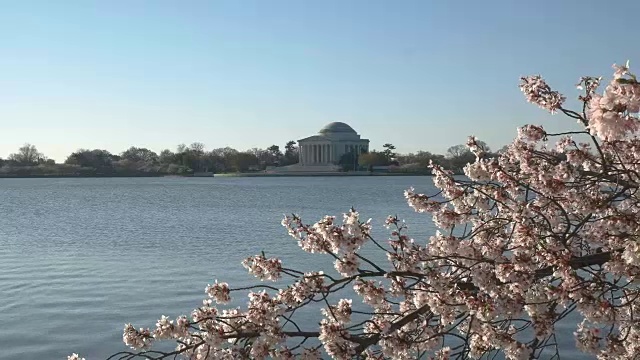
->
[[263, 122, 369, 174], [297, 122, 369, 166]]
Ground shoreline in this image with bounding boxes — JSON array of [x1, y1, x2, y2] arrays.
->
[[0, 172, 435, 179], [0, 174, 167, 179], [213, 172, 433, 177]]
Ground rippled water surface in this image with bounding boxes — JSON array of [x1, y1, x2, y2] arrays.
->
[[0, 177, 586, 359]]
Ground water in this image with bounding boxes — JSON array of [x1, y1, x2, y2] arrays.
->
[[0, 177, 585, 359]]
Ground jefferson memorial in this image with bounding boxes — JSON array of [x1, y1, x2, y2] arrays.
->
[[267, 122, 369, 173], [298, 122, 369, 166]]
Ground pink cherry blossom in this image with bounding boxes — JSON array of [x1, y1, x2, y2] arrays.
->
[[205, 280, 231, 304], [242, 254, 283, 281], [519, 75, 566, 113]]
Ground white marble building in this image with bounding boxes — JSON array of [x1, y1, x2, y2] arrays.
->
[[297, 122, 369, 166]]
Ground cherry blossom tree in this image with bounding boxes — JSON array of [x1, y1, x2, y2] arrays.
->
[[71, 62, 640, 360]]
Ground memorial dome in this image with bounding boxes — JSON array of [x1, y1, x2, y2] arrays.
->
[[318, 122, 357, 134]]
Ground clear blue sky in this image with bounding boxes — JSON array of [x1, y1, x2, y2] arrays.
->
[[1, 0, 639, 162]]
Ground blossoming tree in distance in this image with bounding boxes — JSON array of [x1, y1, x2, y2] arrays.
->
[[70, 62, 640, 360]]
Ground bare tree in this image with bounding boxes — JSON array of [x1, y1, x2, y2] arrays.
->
[[8, 143, 45, 165]]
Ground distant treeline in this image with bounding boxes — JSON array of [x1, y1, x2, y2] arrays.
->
[[0, 140, 504, 177], [354, 141, 501, 174]]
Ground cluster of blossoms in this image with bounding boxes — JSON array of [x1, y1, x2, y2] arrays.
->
[[321, 298, 353, 325], [72, 62, 640, 359], [205, 280, 231, 304], [122, 324, 154, 350], [282, 209, 372, 276], [242, 254, 283, 281], [519, 74, 566, 113], [276, 271, 326, 306], [153, 315, 190, 340], [586, 62, 640, 140], [319, 317, 357, 359]]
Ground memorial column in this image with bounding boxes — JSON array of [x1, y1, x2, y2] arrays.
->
[[304, 144, 308, 165], [299, 145, 303, 165], [304, 145, 309, 165], [322, 144, 327, 164]]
